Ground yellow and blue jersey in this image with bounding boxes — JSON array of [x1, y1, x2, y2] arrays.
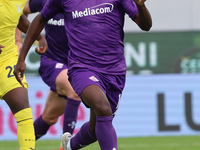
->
[[0, 0, 27, 99], [0, 0, 26, 62]]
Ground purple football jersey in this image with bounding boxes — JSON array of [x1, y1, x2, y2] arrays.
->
[[29, 0, 69, 64], [41, 0, 138, 75]]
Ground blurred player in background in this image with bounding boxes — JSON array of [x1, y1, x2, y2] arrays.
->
[[15, 0, 81, 144], [14, 0, 152, 149], [0, 0, 47, 149]]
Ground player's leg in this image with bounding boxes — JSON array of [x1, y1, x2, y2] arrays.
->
[[1, 56, 35, 150], [34, 90, 66, 139], [64, 85, 117, 150], [34, 68, 81, 139], [39, 58, 81, 135], [55, 69, 81, 134], [55, 69, 80, 100], [3, 87, 35, 150], [67, 109, 97, 149], [81, 85, 118, 150], [62, 69, 123, 150]]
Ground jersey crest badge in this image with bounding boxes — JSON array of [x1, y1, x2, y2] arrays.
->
[[89, 76, 99, 82], [55, 63, 64, 68], [15, 4, 22, 13]]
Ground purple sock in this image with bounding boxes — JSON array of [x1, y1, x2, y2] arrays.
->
[[63, 98, 81, 134], [34, 115, 51, 140], [70, 122, 97, 149], [96, 116, 118, 150]]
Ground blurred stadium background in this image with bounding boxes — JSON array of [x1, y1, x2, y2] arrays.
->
[[1, 0, 200, 149]]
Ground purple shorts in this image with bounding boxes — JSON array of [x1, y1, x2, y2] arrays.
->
[[68, 68, 126, 114], [39, 55, 68, 92]]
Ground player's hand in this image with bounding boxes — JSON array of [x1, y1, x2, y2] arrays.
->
[[0, 45, 5, 54], [35, 35, 48, 55], [133, 0, 146, 6], [13, 61, 26, 87], [35, 45, 48, 55]]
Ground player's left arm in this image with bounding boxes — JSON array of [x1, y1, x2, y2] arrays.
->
[[133, 0, 152, 31]]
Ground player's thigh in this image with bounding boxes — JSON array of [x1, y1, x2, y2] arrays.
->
[[3, 87, 30, 114], [55, 69, 80, 100], [1, 56, 29, 114], [0, 55, 28, 99], [69, 68, 112, 116], [42, 90, 67, 122], [81, 84, 112, 116]]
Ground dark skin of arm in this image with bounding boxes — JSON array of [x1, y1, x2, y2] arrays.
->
[[17, 14, 30, 34], [134, 0, 152, 31], [17, 14, 47, 43]]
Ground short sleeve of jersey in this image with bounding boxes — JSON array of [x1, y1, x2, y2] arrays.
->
[[41, 0, 63, 20], [121, 0, 138, 20], [29, 0, 46, 13]]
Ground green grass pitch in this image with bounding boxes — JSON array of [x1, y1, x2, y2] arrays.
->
[[1, 135, 200, 150]]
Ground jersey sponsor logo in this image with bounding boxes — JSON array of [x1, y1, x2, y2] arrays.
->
[[55, 63, 64, 68], [89, 76, 99, 82], [72, 3, 114, 19], [47, 18, 64, 26], [15, 4, 22, 13]]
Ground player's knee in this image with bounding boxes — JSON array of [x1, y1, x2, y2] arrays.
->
[[43, 116, 59, 125], [56, 84, 81, 100], [67, 93, 81, 101], [95, 104, 112, 116], [56, 85, 65, 96]]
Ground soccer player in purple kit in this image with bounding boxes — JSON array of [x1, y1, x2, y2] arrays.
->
[[14, 0, 152, 149], [18, 0, 81, 141]]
